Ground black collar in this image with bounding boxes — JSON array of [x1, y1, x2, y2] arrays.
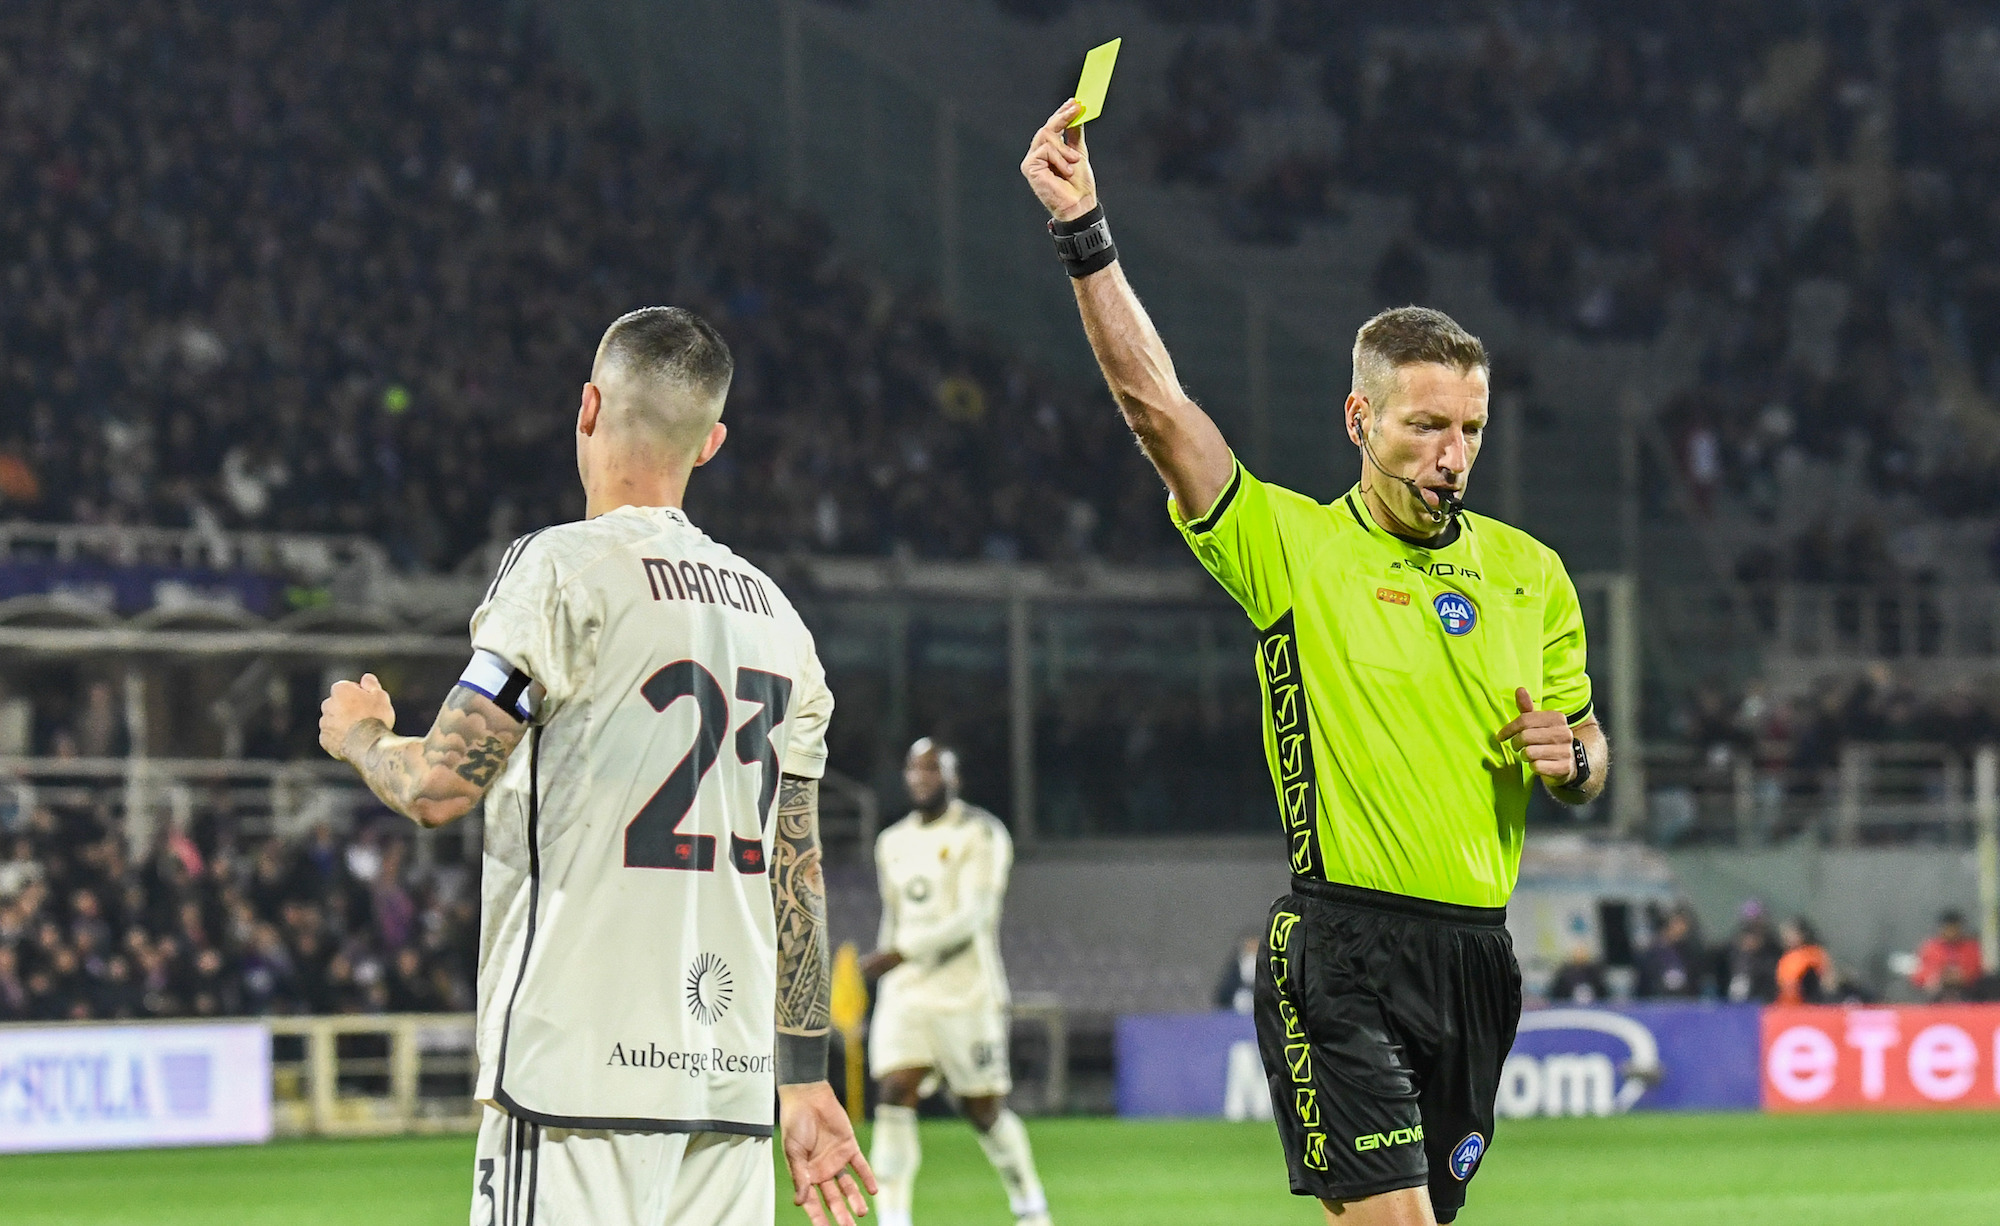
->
[[1344, 492, 1462, 550]]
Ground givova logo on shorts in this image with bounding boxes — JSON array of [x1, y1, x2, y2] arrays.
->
[[1267, 907, 1328, 1170], [1354, 1124, 1423, 1152]]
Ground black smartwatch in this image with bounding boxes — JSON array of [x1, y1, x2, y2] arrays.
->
[[1564, 737, 1591, 788]]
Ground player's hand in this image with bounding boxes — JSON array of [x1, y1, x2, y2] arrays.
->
[[779, 1081, 877, 1226], [857, 950, 904, 983], [1495, 688, 1576, 785], [319, 673, 396, 761], [1021, 99, 1097, 223]]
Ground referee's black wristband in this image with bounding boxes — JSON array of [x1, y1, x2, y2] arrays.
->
[[1049, 203, 1117, 278], [1550, 736, 1591, 801], [776, 1032, 830, 1086]]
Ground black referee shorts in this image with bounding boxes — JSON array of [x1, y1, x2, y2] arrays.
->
[[1254, 877, 1522, 1223]]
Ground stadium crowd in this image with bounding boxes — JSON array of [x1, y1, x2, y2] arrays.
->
[[0, 0, 1174, 570], [1672, 666, 1997, 767], [1218, 897, 1993, 1009], [1557, 899, 1995, 1005], [1125, 0, 2000, 539], [3, 0, 1996, 579], [0, 799, 474, 1021]]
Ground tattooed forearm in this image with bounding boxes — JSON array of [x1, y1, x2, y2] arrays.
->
[[457, 736, 510, 786], [347, 687, 525, 828], [772, 774, 832, 1083]]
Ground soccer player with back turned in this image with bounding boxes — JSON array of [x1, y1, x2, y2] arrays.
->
[[317, 308, 875, 1226], [1022, 102, 1610, 1224]]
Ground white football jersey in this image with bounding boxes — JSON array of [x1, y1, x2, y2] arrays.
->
[[873, 800, 1012, 1013], [468, 505, 832, 1136]]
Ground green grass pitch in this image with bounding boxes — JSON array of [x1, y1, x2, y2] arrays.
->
[[4, 1112, 1998, 1224]]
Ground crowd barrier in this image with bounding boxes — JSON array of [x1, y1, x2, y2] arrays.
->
[[10, 1004, 1997, 1153], [1117, 1002, 2000, 1118], [1, 1014, 479, 1154], [3, 1006, 1062, 1154]]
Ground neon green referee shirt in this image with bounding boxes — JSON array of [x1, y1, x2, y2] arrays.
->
[[1172, 459, 1593, 908]]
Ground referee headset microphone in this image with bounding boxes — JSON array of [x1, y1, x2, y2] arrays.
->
[[1353, 412, 1465, 528]]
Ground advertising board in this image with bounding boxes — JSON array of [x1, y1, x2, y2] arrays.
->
[[1501, 1003, 1762, 1116], [0, 561, 281, 616], [1115, 1012, 1260, 1119], [0, 1022, 272, 1152], [1762, 1004, 2000, 1112], [1116, 1004, 1761, 1118]]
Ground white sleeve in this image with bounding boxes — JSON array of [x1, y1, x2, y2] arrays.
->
[[894, 818, 1010, 964], [782, 639, 833, 780], [468, 531, 587, 719], [874, 834, 898, 953]]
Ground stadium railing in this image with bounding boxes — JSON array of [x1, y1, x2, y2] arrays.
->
[[1, 549, 1642, 842], [1008, 993, 1068, 1115], [1642, 741, 2000, 851], [0, 521, 388, 595], [1661, 583, 2000, 665], [258, 1002, 1065, 1136], [268, 1012, 480, 1138], [123, 998, 1058, 1138], [0, 756, 879, 868], [0, 754, 412, 855]]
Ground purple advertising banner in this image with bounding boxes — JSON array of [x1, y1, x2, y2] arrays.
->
[[1501, 1003, 1763, 1115], [0, 562, 282, 617], [1116, 1003, 1763, 1118], [1116, 1012, 1259, 1119]]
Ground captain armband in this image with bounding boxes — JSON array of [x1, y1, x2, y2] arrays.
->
[[457, 649, 540, 724]]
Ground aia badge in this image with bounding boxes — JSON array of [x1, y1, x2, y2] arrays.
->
[[1433, 591, 1476, 636], [1449, 1132, 1485, 1181]]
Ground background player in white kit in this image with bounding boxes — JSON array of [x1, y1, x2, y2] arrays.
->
[[317, 307, 876, 1226], [859, 740, 1052, 1226]]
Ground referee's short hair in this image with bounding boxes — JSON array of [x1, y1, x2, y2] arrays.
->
[[594, 306, 735, 455], [1350, 306, 1488, 404]]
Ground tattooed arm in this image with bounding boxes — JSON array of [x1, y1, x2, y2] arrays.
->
[[772, 772, 877, 1225], [319, 672, 525, 828], [772, 773, 832, 1083]]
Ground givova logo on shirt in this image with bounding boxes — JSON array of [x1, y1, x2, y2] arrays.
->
[[1433, 592, 1476, 636]]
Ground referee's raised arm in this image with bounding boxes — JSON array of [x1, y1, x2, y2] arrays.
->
[[1021, 99, 1232, 518]]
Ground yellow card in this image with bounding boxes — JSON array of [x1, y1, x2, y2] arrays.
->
[[1069, 38, 1121, 127]]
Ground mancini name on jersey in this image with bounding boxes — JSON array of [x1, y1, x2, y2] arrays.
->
[[641, 555, 778, 617]]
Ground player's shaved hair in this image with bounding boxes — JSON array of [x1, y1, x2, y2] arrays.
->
[[1350, 306, 1488, 408], [592, 306, 735, 459], [907, 737, 961, 789]]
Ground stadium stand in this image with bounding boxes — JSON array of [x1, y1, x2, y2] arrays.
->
[[0, 0, 1174, 566], [1117, 0, 2000, 576]]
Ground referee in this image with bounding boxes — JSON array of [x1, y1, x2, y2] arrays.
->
[[1022, 102, 1609, 1225]]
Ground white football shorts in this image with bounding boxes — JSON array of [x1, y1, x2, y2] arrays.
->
[[868, 1001, 1012, 1098], [471, 1105, 774, 1226]]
